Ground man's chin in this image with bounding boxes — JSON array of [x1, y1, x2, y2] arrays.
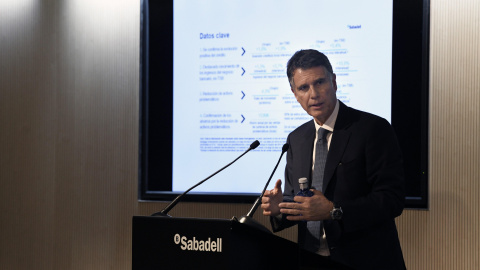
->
[[309, 111, 324, 118]]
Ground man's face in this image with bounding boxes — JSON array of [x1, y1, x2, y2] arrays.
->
[[291, 66, 337, 125]]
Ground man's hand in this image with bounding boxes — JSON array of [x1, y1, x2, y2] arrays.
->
[[279, 189, 334, 221], [261, 179, 283, 216]]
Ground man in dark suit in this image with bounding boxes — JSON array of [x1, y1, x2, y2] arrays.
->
[[261, 49, 406, 269]]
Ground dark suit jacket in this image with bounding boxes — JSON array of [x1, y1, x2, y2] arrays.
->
[[271, 101, 406, 270]]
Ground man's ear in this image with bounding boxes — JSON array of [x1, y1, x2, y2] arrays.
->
[[332, 73, 337, 90], [291, 87, 299, 101], [290, 87, 299, 102]]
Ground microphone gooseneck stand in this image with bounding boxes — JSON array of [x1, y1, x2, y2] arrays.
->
[[151, 140, 261, 217], [234, 144, 289, 233]]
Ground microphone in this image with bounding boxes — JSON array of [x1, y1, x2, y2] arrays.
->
[[151, 140, 260, 217], [234, 143, 289, 233]]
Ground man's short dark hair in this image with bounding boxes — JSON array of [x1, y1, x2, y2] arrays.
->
[[286, 49, 334, 88]]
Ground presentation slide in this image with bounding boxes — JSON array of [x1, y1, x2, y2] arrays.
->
[[171, 0, 393, 193]]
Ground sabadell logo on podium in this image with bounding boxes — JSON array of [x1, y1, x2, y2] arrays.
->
[[174, 233, 223, 252]]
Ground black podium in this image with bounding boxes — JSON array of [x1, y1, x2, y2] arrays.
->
[[132, 216, 350, 270]]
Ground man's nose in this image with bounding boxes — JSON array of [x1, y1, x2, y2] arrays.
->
[[309, 85, 321, 98]]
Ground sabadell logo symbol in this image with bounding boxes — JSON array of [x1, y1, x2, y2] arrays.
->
[[174, 233, 223, 252]]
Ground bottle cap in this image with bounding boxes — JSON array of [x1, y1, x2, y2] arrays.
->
[[298, 177, 308, 184]]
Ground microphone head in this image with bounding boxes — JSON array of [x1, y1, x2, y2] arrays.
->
[[282, 143, 289, 153], [250, 140, 260, 150]]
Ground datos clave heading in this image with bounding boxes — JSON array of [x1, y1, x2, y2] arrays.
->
[[200, 32, 230, 39]]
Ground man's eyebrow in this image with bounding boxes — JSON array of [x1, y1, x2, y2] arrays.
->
[[296, 82, 309, 89], [296, 76, 328, 90], [315, 77, 327, 82]]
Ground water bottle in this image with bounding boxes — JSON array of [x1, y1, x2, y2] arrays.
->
[[283, 177, 313, 204], [296, 177, 314, 197]]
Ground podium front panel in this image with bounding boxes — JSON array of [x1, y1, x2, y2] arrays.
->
[[132, 216, 348, 270]]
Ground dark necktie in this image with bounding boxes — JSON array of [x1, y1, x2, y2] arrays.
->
[[312, 128, 329, 192], [304, 128, 329, 253]]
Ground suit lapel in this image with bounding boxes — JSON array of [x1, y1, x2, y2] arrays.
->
[[323, 102, 352, 192]]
